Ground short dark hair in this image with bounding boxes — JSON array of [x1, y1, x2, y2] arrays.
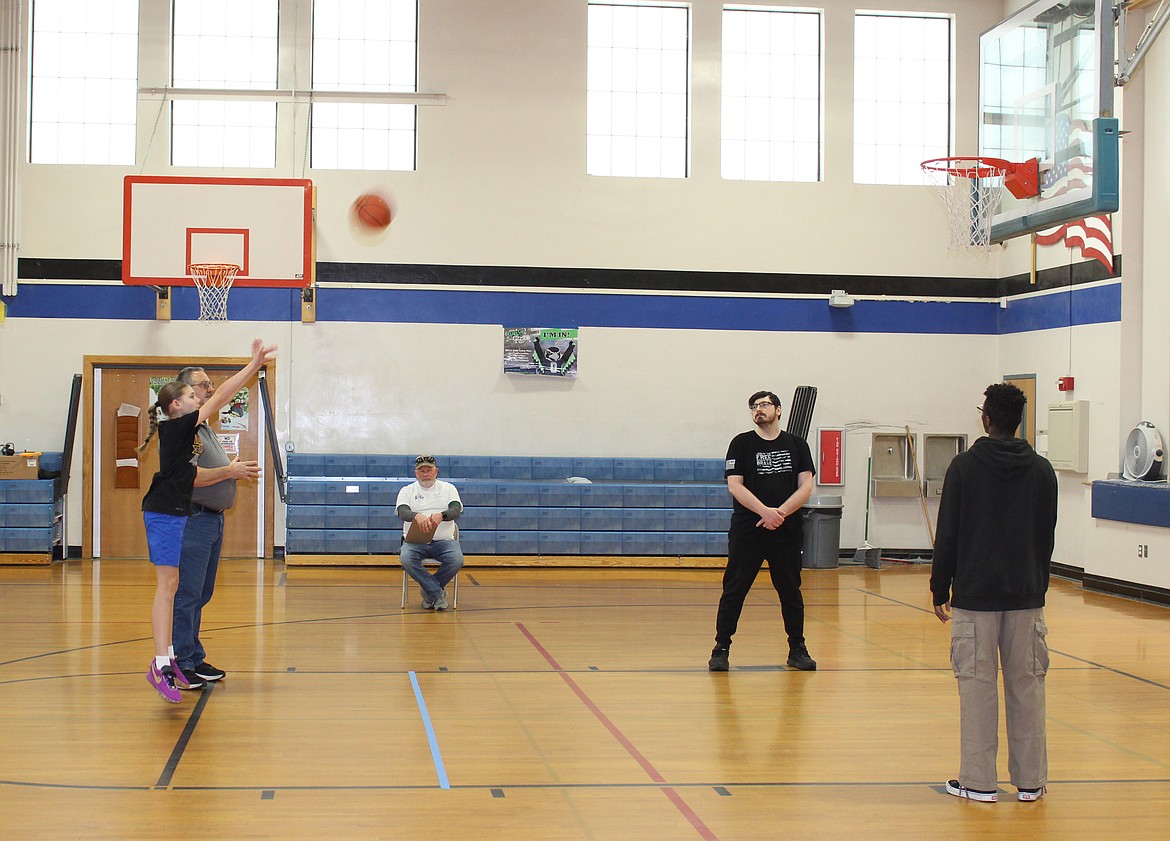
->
[[982, 383, 1026, 434], [748, 390, 781, 409]]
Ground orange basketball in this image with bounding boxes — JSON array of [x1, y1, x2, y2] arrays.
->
[[353, 192, 392, 229]]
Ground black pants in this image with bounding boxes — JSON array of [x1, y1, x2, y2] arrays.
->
[[714, 524, 805, 651]]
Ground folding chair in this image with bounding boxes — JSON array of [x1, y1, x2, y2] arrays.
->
[[400, 561, 459, 609]]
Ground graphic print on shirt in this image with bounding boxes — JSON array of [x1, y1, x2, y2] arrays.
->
[[755, 450, 793, 475]]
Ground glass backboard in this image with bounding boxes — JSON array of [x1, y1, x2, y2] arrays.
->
[[979, 0, 1118, 242]]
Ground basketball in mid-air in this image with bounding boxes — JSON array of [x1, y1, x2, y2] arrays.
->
[[352, 192, 392, 230]]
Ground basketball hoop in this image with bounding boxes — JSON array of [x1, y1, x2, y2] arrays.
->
[[920, 157, 1012, 252], [188, 263, 240, 321]]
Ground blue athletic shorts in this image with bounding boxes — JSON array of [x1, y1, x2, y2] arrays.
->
[[143, 512, 188, 567]]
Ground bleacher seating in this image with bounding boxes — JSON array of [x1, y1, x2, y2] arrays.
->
[[0, 452, 64, 559], [284, 454, 732, 558]]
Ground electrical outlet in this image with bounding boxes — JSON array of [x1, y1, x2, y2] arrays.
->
[[1138, 544, 1149, 558]]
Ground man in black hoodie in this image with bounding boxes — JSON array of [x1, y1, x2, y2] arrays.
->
[[931, 383, 1058, 804]]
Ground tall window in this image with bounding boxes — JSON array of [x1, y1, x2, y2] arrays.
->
[[311, 0, 418, 171], [29, 0, 139, 164], [587, 2, 690, 178], [171, 0, 278, 168], [980, 26, 1055, 164], [721, 6, 821, 182], [854, 13, 951, 185]]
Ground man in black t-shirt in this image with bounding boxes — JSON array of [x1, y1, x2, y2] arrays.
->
[[709, 390, 817, 672]]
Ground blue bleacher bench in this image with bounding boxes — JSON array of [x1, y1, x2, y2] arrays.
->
[[284, 453, 733, 558]]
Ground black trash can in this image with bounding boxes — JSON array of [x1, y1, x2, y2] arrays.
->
[[801, 495, 843, 569]]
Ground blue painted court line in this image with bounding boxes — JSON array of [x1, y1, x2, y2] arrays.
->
[[409, 671, 451, 790]]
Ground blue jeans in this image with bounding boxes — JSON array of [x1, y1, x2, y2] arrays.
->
[[172, 509, 224, 671], [400, 539, 464, 599]]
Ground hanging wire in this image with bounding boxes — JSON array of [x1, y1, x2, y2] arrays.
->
[[138, 90, 169, 174]]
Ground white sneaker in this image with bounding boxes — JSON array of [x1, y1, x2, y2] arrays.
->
[[433, 589, 450, 611], [1017, 786, 1045, 801]]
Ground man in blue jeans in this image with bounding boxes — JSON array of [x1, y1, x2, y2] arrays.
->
[[397, 455, 464, 610], [172, 366, 261, 688]]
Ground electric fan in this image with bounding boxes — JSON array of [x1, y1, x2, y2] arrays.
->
[[1122, 422, 1164, 481]]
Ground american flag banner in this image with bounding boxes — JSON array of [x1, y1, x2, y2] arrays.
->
[[1036, 214, 1113, 272], [1041, 115, 1093, 198]]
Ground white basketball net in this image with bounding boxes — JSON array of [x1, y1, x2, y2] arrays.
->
[[189, 263, 240, 321], [921, 159, 1008, 252]]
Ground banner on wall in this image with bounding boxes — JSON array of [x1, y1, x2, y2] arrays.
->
[[503, 327, 579, 378], [817, 428, 844, 486]]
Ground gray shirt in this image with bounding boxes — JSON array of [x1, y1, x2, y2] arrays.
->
[[191, 423, 237, 511]]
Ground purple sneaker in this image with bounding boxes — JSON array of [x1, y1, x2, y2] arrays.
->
[[148, 661, 182, 703], [169, 659, 191, 688]]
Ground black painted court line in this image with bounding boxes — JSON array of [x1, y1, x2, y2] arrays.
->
[[860, 586, 1170, 692], [7, 776, 1167, 793], [153, 683, 215, 789]]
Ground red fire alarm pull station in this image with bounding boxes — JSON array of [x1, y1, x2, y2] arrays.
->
[[1057, 376, 1075, 392]]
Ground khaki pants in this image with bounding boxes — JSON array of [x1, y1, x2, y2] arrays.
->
[[950, 608, 1048, 791]]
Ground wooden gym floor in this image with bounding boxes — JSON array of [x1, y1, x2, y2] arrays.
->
[[1, 560, 1168, 840]]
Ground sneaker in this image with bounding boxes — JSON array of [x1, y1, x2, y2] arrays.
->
[[421, 592, 436, 609], [179, 668, 206, 690], [148, 661, 182, 704], [946, 779, 998, 802], [786, 648, 817, 671], [1017, 786, 1045, 802], [169, 659, 191, 689], [433, 590, 450, 611], [708, 647, 730, 672], [193, 662, 226, 682]]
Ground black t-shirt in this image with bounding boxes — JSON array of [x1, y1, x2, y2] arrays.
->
[[141, 411, 201, 516], [724, 429, 816, 529]]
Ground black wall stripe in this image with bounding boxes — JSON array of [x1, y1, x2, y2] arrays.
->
[[18, 257, 1117, 299]]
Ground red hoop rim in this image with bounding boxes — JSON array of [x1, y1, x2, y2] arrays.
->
[[188, 263, 241, 274], [920, 156, 1013, 179]]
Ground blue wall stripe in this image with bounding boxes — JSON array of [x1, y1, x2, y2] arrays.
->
[[999, 282, 1121, 333], [2, 280, 1121, 335]]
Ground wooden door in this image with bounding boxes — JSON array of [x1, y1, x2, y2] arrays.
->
[[1004, 374, 1037, 447], [83, 357, 274, 559]]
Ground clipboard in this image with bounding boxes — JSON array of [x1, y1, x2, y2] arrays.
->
[[404, 520, 434, 544]]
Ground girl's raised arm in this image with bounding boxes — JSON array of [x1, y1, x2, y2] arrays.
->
[[197, 339, 278, 425]]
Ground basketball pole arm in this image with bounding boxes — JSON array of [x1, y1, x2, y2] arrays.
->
[[1117, 0, 1170, 86]]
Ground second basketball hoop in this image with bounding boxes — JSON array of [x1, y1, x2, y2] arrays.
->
[[921, 157, 1039, 252], [189, 263, 241, 321]]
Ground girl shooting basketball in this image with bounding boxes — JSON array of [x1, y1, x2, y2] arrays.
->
[[138, 339, 277, 702]]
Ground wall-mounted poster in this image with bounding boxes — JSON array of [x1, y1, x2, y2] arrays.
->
[[503, 327, 579, 378]]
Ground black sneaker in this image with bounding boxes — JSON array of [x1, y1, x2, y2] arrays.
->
[[194, 662, 226, 682], [946, 779, 997, 802], [786, 648, 817, 671], [708, 647, 730, 671], [179, 668, 206, 689]]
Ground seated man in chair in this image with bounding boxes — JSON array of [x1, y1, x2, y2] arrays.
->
[[397, 454, 464, 610]]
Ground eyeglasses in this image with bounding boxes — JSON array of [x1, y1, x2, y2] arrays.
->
[[977, 406, 987, 414], [193, 380, 214, 390], [415, 457, 436, 466], [749, 402, 776, 411]]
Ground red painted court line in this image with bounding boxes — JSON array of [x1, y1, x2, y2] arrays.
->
[[516, 622, 719, 841]]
